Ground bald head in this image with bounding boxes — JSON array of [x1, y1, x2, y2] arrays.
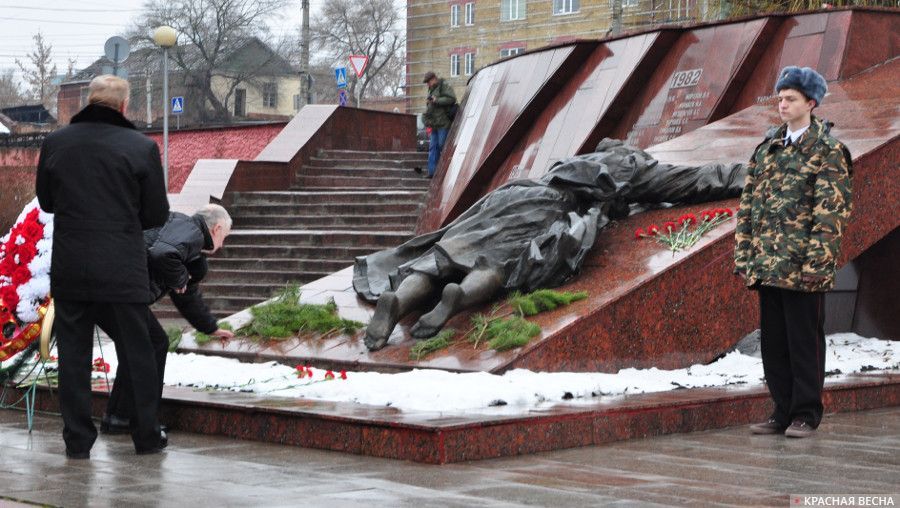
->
[[88, 75, 130, 112]]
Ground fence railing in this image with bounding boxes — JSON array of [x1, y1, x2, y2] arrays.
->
[[0, 133, 48, 148]]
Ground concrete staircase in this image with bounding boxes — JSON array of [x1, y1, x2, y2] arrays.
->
[[154, 149, 430, 319]]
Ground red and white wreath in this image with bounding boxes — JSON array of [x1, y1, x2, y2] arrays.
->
[[0, 198, 53, 361]]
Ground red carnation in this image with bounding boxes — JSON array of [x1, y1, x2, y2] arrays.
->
[[20, 221, 43, 242], [723, 208, 734, 217], [339, 370, 347, 380], [663, 221, 677, 232], [92, 357, 111, 373], [634, 227, 645, 239], [11, 266, 31, 285], [24, 209, 40, 223], [647, 224, 660, 235], [700, 210, 714, 221], [679, 213, 697, 226], [324, 370, 335, 380], [295, 364, 307, 378], [0, 286, 19, 313]]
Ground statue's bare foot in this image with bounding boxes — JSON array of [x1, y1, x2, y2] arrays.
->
[[364, 292, 400, 351], [411, 283, 463, 339]]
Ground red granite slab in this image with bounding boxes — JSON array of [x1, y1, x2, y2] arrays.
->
[[178, 57, 899, 374], [9, 373, 899, 463]]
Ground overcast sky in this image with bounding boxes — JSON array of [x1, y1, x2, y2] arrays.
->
[[0, 0, 323, 80]]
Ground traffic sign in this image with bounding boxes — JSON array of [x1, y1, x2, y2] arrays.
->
[[171, 96, 184, 115], [338, 89, 348, 107], [104, 36, 130, 63], [334, 67, 348, 89], [348, 55, 368, 78]]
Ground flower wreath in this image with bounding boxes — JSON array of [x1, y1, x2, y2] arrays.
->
[[0, 198, 53, 362]]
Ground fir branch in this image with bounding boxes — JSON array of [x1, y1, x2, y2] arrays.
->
[[409, 329, 456, 360]]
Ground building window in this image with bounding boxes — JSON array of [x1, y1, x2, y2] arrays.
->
[[613, 0, 639, 7], [553, 0, 579, 14], [500, 47, 525, 58], [79, 86, 89, 108], [500, 0, 526, 21], [464, 2, 475, 25], [235, 89, 246, 117], [450, 54, 460, 77], [293, 94, 301, 111], [450, 4, 460, 27], [262, 82, 278, 108], [464, 52, 475, 75]]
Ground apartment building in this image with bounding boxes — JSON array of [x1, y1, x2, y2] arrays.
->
[[406, 0, 719, 113]]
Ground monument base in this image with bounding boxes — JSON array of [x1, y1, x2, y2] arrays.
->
[[8, 373, 898, 463]]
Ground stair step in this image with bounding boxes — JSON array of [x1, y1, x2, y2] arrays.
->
[[201, 282, 312, 299], [215, 244, 381, 259], [232, 214, 418, 230], [229, 202, 423, 215], [210, 257, 352, 272], [203, 269, 333, 284], [292, 175, 431, 189], [306, 157, 426, 169], [224, 230, 412, 248], [297, 166, 425, 179], [316, 150, 428, 161], [229, 190, 425, 205]]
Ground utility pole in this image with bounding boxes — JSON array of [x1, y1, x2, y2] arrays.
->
[[299, 0, 311, 108]]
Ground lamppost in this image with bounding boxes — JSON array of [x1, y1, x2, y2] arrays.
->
[[152, 25, 177, 190]]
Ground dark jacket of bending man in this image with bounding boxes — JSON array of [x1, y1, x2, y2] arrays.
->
[[102, 205, 234, 434], [735, 66, 852, 439], [35, 75, 170, 457]]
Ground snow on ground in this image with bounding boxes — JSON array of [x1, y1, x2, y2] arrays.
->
[[12, 333, 898, 413]]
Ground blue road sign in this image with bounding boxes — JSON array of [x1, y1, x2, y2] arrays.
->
[[171, 96, 184, 114], [335, 67, 348, 89], [338, 89, 348, 107]]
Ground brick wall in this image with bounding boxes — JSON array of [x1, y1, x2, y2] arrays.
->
[[0, 123, 285, 229], [145, 123, 285, 192]]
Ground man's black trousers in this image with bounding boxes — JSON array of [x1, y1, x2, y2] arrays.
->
[[106, 311, 168, 421], [55, 299, 162, 453], [758, 285, 826, 428]]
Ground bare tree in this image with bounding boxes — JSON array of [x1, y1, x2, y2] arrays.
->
[[311, 0, 404, 102], [131, 0, 285, 123], [15, 32, 58, 111], [0, 69, 26, 108]]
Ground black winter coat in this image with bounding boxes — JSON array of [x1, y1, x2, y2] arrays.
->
[[35, 104, 169, 302], [145, 212, 218, 334]]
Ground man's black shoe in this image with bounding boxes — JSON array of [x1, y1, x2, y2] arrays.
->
[[65, 449, 90, 460], [100, 414, 131, 435], [101, 414, 168, 434], [749, 418, 787, 435], [784, 420, 816, 438], [136, 430, 168, 455]]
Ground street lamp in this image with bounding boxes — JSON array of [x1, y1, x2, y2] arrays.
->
[[152, 25, 177, 190]]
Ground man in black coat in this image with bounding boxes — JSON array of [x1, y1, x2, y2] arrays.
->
[[35, 75, 170, 457], [101, 204, 234, 433]]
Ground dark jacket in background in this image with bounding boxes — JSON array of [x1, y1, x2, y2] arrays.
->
[[423, 79, 457, 130], [145, 212, 217, 334], [35, 104, 169, 302]]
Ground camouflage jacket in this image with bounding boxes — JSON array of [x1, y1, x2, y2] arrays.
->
[[734, 116, 852, 292]]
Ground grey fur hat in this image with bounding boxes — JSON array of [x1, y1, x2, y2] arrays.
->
[[775, 66, 827, 106]]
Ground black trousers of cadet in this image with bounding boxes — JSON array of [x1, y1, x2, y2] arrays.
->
[[55, 299, 162, 454], [758, 286, 827, 428], [105, 310, 168, 421]]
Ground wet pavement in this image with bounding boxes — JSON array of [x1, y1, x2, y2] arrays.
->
[[0, 406, 897, 507]]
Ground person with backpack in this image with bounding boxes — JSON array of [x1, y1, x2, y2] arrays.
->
[[422, 71, 457, 178]]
